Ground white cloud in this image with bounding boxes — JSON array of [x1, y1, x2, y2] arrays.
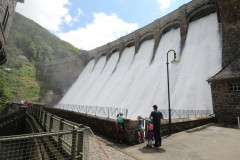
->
[[64, 15, 73, 26], [16, 0, 72, 32], [157, 0, 174, 11], [77, 8, 83, 17], [58, 13, 138, 50]]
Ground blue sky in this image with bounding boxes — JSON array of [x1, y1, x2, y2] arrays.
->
[[16, 0, 191, 50]]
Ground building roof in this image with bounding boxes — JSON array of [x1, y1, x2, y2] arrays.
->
[[208, 55, 240, 82]]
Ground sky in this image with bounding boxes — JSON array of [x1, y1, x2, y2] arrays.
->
[[16, 0, 191, 51]]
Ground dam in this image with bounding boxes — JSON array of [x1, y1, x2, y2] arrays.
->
[[59, 0, 222, 118]]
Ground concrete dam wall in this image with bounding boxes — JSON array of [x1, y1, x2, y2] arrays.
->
[[39, 0, 240, 118]]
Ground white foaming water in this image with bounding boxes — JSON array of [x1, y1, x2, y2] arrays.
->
[[60, 13, 222, 118]]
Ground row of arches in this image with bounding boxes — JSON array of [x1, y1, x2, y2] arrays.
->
[[86, 0, 217, 66]]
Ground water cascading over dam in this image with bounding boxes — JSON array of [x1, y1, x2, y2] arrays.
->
[[59, 13, 222, 118]]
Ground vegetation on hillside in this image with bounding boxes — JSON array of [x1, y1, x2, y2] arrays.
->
[[0, 61, 50, 107], [0, 70, 10, 107], [0, 13, 79, 107], [6, 12, 79, 62]]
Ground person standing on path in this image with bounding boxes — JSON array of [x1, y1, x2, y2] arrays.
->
[[116, 112, 125, 143], [149, 105, 164, 147]]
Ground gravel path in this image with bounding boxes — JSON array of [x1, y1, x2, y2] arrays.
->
[[83, 130, 136, 160]]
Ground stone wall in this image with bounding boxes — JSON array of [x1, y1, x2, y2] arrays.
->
[[0, 0, 23, 64], [210, 79, 240, 124], [44, 107, 214, 144], [0, 109, 26, 136], [217, 0, 240, 67], [0, 0, 17, 47]]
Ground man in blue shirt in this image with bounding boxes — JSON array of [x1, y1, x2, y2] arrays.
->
[[149, 105, 164, 147]]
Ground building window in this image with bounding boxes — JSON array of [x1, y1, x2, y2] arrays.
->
[[229, 83, 240, 92], [2, 6, 9, 31]]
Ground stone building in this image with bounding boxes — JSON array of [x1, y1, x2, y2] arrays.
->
[[208, 56, 240, 124], [0, 0, 24, 65], [208, 0, 240, 124]]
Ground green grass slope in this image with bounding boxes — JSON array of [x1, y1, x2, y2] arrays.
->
[[1, 12, 79, 107], [6, 12, 79, 62]]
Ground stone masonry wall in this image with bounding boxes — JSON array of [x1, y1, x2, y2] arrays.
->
[[217, 0, 240, 67], [210, 79, 240, 124], [0, 0, 18, 49], [44, 107, 214, 144]]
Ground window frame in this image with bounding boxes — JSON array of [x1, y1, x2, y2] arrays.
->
[[228, 83, 240, 92]]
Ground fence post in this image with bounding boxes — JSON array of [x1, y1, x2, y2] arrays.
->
[[107, 108, 109, 119], [77, 125, 84, 159], [37, 108, 41, 123], [26, 106, 29, 113], [71, 129, 77, 159], [95, 106, 97, 116], [57, 119, 64, 150], [44, 111, 47, 130], [49, 114, 53, 132], [39, 109, 43, 124]]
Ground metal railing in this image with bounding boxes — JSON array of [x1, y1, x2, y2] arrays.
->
[[26, 106, 86, 158], [160, 109, 213, 119], [0, 105, 89, 159], [0, 130, 82, 160], [56, 103, 128, 119]]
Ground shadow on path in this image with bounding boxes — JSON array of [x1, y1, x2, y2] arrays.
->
[[138, 146, 166, 154]]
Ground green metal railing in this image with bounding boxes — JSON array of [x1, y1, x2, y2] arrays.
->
[[27, 105, 85, 158], [0, 105, 87, 160]]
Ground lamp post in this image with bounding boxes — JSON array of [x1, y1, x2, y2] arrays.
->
[[166, 50, 179, 136]]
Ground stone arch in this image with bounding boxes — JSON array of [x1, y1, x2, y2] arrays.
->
[[161, 21, 180, 35], [124, 40, 135, 48], [187, 4, 216, 22], [89, 54, 95, 61], [110, 46, 119, 55], [99, 51, 107, 57], [140, 32, 154, 44]]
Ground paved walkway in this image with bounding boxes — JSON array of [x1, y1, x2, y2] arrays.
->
[[98, 124, 240, 160]]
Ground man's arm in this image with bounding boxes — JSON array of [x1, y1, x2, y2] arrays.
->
[[149, 111, 153, 118], [161, 115, 164, 119]]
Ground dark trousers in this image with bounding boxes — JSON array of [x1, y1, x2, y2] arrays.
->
[[153, 126, 161, 146], [116, 122, 124, 141]]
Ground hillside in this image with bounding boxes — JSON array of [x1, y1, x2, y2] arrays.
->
[[1, 12, 80, 107], [6, 12, 79, 62]]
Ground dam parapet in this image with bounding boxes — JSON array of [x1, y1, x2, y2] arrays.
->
[[84, 0, 217, 65]]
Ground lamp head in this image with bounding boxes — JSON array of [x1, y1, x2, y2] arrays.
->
[[171, 59, 179, 64], [171, 51, 179, 64]]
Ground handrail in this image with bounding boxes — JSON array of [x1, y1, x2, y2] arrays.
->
[[55, 103, 128, 119], [26, 105, 86, 159]]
